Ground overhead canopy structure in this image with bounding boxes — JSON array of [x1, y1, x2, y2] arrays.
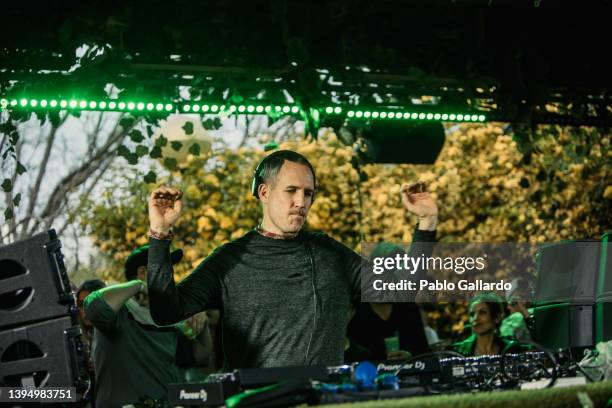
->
[[1, 0, 610, 125]]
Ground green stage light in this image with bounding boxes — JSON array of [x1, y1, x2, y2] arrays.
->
[[1, 96, 491, 124]]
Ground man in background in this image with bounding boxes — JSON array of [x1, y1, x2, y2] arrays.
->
[[85, 245, 213, 407]]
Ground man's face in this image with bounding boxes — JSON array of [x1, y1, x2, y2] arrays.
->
[[469, 302, 498, 336], [260, 160, 315, 234]]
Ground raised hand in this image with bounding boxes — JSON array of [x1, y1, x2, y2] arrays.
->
[[148, 186, 183, 233], [401, 182, 438, 230]]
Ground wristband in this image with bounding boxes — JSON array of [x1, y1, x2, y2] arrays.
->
[[148, 228, 174, 241]]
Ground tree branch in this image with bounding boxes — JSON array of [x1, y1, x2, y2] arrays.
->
[[30, 115, 140, 235], [57, 155, 113, 237], [20, 117, 64, 238]]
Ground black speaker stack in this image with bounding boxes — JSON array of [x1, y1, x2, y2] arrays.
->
[[533, 232, 612, 350], [0, 230, 88, 390]]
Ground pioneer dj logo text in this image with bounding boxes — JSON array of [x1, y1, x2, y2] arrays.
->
[[179, 389, 208, 401]]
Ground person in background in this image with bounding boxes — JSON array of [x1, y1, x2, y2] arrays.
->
[[76, 279, 106, 406], [85, 245, 213, 407], [500, 278, 533, 341], [420, 307, 440, 346], [454, 292, 514, 356], [77, 279, 106, 345]]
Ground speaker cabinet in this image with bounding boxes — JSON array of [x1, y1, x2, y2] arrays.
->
[[533, 303, 594, 349], [0, 315, 88, 389], [0, 230, 74, 330], [535, 240, 600, 304]]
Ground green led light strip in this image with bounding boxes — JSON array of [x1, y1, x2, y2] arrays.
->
[[0, 98, 486, 122], [344, 109, 486, 122]]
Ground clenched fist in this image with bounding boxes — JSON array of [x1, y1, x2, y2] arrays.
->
[[149, 186, 183, 234]]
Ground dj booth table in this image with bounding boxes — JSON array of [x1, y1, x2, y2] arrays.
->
[[321, 380, 612, 408]]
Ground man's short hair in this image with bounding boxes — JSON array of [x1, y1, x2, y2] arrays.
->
[[251, 150, 316, 199], [124, 244, 184, 281], [76, 279, 106, 297]]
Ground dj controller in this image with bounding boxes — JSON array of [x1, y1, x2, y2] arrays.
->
[[168, 350, 564, 407]]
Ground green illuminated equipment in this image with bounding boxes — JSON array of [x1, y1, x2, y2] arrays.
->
[[0, 97, 486, 123]]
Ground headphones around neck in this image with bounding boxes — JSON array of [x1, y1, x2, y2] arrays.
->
[[251, 150, 317, 200]]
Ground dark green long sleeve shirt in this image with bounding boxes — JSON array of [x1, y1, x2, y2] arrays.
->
[[147, 228, 435, 369]]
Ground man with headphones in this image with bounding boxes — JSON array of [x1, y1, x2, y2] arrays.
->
[[145, 150, 438, 369]]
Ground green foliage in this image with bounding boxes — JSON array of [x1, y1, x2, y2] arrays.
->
[[181, 121, 194, 135]]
